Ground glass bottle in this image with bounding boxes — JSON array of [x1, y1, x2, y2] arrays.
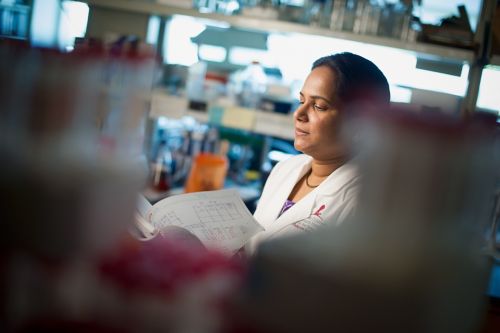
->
[[342, 0, 358, 32], [239, 60, 267, 109], [151, 140, 173, 192], [186, 60, 207, 104], [330, 0, 346, 31]]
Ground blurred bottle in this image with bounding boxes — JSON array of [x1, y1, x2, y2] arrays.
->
[[342, 0, 358, 32], [151, 140, 173, 192], [172, 129, 192, 185], [184, 152, 228, 193], [239, 60, 267, 109], [193, 0, 215, 12], [319, 0, 334, 28], [186, 60, 207, 108], [406, 14, 421, 42], [378, 1, 410, 38], [394, 0, 412, 40], [190, 128, 205, 158], [330, 0, 346, 31], [202, 127, 220, 154], [194, 0, 241, 15], [365, 0, 382, 36], [303, 0, 332, 27]]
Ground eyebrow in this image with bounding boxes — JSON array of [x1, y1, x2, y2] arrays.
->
[[299, 92, 332, 105]]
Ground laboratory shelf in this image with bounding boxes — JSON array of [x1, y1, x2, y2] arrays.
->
[[491, 55, 500, 67], [150, 89, 295, 140], [83, 0, 474, 63]]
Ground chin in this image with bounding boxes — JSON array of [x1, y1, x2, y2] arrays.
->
[[293, 141, 304, 153]]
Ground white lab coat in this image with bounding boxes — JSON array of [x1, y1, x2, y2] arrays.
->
[[246, 154, 360, 254]]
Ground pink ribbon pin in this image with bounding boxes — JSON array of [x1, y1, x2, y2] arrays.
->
[[313, 204, 326, 216]]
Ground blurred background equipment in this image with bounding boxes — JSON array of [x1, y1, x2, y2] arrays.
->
[[1, 0, 500, 331], [0, 0, 30, 40]]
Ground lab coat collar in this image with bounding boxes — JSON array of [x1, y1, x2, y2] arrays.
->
[[261, 156, 313, 229], [263, 156, 358, 238]]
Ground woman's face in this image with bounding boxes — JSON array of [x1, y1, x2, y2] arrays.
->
[[294, 66, 346, 160]]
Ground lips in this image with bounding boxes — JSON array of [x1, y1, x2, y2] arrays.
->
[[295, 127, 309, 136]]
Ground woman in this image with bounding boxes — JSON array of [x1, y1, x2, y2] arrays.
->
[[246, 52, 390, 254]]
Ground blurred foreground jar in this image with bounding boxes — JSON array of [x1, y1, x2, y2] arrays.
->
[[352, 108, 498, 256], [0, 38, 158, 332], [237, 107, 499, 333], [0, 40, 156, 259]]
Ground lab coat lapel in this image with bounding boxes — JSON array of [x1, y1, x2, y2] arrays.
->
[[262, 161, 359, 239], [264, 191, 316, 237], [262, 160, 312, 227]]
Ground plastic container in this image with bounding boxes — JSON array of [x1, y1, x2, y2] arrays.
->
[[184, 153, 228, 193]]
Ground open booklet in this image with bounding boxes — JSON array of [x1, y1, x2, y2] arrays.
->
[[134, 189, 264, 255]]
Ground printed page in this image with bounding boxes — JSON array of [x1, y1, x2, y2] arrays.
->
[[147, 189, 264, 255]]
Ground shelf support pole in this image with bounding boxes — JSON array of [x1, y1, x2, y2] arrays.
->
[[461, 0, 496, 117]]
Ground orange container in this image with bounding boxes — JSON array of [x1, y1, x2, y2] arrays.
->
[[184, 153, 228, 193]]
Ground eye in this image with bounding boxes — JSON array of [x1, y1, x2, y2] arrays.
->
[[314, 104, 328, 111]]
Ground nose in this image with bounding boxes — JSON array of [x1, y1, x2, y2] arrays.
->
[[294, 103, 308, 122]]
